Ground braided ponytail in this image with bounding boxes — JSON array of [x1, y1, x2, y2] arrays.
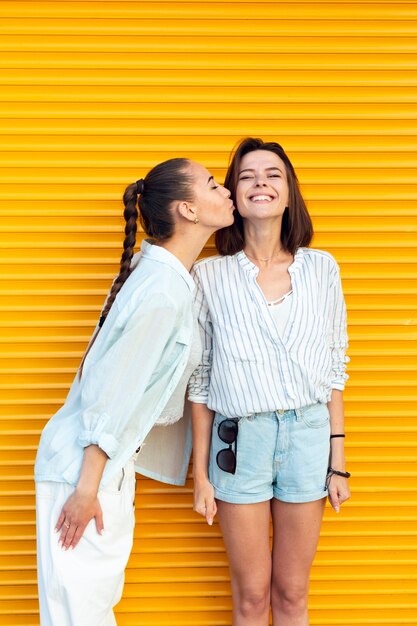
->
[[78, 184, 139, 378], [99, 184, 138, 326], [78, 157, 194, 379]]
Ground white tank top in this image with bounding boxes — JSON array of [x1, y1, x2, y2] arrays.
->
[[268, 290, 293, 336]]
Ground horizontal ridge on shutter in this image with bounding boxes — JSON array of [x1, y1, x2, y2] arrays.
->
[[0, 1, 415, 625]]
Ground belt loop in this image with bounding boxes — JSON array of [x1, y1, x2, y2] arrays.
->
[[294, 407, 302, 420]]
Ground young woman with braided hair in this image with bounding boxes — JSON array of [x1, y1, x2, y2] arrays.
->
[[35, 157, 234, 626]]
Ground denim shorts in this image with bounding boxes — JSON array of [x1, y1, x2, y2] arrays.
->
[[209, 403, 331, 504]]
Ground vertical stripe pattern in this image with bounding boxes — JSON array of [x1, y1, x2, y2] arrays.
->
[[188, 248, 349, 415]]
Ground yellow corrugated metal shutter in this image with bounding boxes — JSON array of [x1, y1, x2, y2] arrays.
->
[[0, 1, 415, 624]]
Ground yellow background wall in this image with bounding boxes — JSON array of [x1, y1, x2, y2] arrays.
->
[[0, 1, 416, 624]]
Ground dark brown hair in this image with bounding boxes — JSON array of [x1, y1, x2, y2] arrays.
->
[[215, 137, 313, 256], [78, 157, 194, 377]]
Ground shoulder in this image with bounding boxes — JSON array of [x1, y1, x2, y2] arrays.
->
[[192, 254, 223, 271], [148, 268, 192, 313], [192, 254, 238, 278], [300, 247, 340, 274], [119, 263, 191, 318]]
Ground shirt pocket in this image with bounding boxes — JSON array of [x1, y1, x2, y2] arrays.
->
[[147, 327, 190, 386], [167, 327, 190, 367], [215, 314, 263, 364], [176, 326, 190, 346], [100, 467, 126, 495]]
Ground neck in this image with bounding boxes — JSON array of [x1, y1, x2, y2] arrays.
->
[[157, 228, 212, 271], [243, 216, 284, 261]]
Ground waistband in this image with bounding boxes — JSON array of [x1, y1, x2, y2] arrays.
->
[[217, 403, 322, 421]]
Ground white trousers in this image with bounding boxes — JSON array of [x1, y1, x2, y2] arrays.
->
[[36, 458, 136, 626]]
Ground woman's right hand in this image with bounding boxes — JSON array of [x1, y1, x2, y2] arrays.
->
[[193, 478, 217, 526], [55, 489, 104, 550]]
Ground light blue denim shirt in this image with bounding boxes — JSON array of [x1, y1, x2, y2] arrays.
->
[[35, 240, 195, 488]]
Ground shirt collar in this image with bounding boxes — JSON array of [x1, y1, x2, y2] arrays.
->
[[236, 247, 305, 277], [140, 239, 195, 292]]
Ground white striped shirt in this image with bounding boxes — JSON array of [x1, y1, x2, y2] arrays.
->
[[188, 247, 349, 416]]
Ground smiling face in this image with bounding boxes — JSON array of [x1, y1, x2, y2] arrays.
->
[[235, 150, 289, 221]]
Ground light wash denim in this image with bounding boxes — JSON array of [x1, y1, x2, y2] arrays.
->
[[209, 403, 331, 504]]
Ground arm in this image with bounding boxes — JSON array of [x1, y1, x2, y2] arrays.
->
[[326, 264, 350, 512], [327, 390, 350, 513], [191, 403, 216, 525], [188, 267, 216, 524], [57, 294, 182, 549], [78, 293, 181, 458], [56, 444, 108, 550]]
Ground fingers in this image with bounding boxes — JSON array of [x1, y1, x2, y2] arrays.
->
[[56, 506, 74, 547], [58, 509, 104, 551], [55, 509, 66, 533], [205, 498, 216, 526], [59, 521, 78, 550], [194, 488, 217, 525], [329, 487, 341, 513], [70, 525, 87, 550], [328, 477, 351, 513], [338, 488, 351, 506], [194, 499, 208, 518], [95, 506, 104, 536]]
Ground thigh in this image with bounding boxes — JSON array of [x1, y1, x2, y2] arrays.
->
[[36, 463, 136, 626], [271, 498, 325, 591], [217, 500, 272, 592], [210, 413, 277, 504], [274, 404, 330, 503]]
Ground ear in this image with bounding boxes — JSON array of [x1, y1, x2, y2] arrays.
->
[[176, 200, 197, 224]]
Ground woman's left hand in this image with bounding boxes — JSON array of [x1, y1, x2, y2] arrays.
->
[[327, 475, 350, 513], [55, 489, 104, 550]]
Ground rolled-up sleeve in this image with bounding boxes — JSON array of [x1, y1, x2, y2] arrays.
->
[[328, 264, 349, 390], [188, 267, 213, 404], [78, 294, 180, 458]]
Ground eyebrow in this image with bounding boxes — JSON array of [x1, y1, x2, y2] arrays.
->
[[207, 175, 214, 184], [238, 167, 283, 175]]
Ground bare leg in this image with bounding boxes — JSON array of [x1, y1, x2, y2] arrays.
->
[[217, 500, 272, 626], [271, 498, 326, 626]]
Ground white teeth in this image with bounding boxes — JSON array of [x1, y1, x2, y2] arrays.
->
[[250, 195, 272, 202]]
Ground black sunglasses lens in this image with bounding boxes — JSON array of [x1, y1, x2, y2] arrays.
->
[[218, 419, 238, 444], [216, 448, 236, 474]]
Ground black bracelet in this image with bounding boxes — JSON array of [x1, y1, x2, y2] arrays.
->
[[325, 466, 351, 490], [330, 434, 345, 439], [327, 467, 350, 478]]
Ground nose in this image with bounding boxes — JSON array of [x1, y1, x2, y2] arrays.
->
[[221, 185, 231, 198], [254, 177, 267, 187]]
